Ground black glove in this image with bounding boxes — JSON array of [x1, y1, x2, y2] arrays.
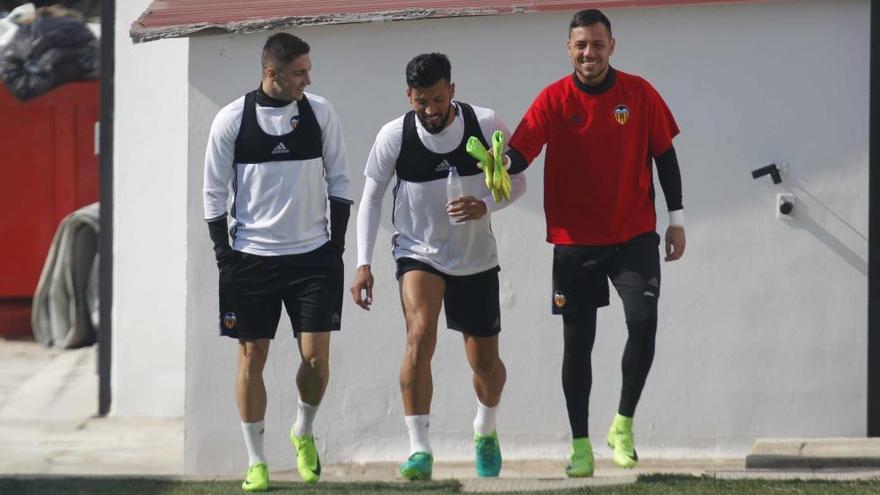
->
[[328, 196, 353, 254], [207, 216, 238, 269]]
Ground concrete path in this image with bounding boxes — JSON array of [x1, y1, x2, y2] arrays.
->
[[0, 341, 183, 476], [2, 338, 880, 487]]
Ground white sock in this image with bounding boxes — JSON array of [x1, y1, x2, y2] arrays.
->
[[241, 421, 266, 466], [405, 415, 432, 455], [473, 400, 499, 436], [293, 399, 319, 438]]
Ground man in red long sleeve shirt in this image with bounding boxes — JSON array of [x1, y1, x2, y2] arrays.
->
[[505, 9, 686, 477]]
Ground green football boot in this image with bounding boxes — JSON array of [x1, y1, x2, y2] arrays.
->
[[241, 462, 269, 492], [290, 431, 321, 484], [399, 452, 433, 481], [565, 437, 594, 477], [474, 431, 502, 477], [607, 414, 638, 469]]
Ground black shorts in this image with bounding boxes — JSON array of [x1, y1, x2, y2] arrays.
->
[[218, 245, 344, 339], [552, 232, 661, 319], [396, 258, 501, 338]]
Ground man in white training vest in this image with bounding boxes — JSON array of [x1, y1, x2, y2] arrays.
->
[[350, 52, 527, 481], [203, 33, 351, 492]]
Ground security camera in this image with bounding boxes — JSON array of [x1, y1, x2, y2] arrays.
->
[[777, 193, 795, 220]]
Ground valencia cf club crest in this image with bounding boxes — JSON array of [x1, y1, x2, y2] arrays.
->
[[223, 312, 238, 330], [553, 290, 567, 308], [289, 115, 300, 131], [613, 104, 630, 125]]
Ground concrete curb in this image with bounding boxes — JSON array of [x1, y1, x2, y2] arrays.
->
[[746, 438, 880, 469], [459, 475, 637, 492], [712, 468, 880, 481]]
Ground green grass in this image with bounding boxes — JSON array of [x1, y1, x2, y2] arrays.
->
[[0, 479, 460, 495], [2, 475, 880, 495]]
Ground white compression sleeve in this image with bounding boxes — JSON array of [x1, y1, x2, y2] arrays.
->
[[356, 176, 391, 267]]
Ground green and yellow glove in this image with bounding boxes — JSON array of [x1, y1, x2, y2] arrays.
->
[[465, 136, 494, 192], [491, 131, 511, 201], [466, 131, 511, 202]]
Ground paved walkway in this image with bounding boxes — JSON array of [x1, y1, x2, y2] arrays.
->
[[0, 341, 182, 476], [2, 338, 879, 490]]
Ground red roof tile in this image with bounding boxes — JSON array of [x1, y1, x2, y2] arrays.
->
[[131, 0, 768, 43]]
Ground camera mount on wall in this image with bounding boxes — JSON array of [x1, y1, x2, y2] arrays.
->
[[751, 163, 783, 185], [752, 162, 794, 218]]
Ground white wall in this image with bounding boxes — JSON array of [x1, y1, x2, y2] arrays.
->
[[183, 0, 868, 473], [112, 0, 188, 416]]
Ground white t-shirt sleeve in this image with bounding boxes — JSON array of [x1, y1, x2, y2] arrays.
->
[[203, 99, 243, 221], [311, 95, 351, 201]]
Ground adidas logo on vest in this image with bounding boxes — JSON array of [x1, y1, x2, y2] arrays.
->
[[434, 159, 452, 172], [272, 142, 289, 155]]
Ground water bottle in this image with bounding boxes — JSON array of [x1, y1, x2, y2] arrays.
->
[[446, 165, 463, 225]]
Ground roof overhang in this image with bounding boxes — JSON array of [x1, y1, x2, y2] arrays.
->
[[131, 0, 780, 44]]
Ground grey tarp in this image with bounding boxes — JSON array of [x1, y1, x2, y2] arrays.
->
[[31, 202, 99, 348]]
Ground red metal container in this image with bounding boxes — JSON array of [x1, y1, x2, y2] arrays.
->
[[0, 81, 100, 337]]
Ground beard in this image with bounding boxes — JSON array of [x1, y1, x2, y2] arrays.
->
[[576, 59, 608, 85], [417, 105, 453, 134]]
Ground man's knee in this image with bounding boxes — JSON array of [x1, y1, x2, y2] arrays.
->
[[471, 355, 505, 379], [404, 328, 436, 368], [466, 336, 505, 378], [301, 350, 329, 372], [299, 335, 330, 371], [238, 341, 269, 380], [240, 340, 269, 363], [621, 295, 656, 327]]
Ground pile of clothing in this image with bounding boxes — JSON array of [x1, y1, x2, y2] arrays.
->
[[0, 2, 98, 101]]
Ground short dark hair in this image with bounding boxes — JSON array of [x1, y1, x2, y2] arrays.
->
[[262, 33, 310, 69], [405, 53, 451, 89], [569, 9, 612, 37]]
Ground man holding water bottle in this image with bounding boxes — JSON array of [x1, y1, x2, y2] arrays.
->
[[350, 53, 526, 481]]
